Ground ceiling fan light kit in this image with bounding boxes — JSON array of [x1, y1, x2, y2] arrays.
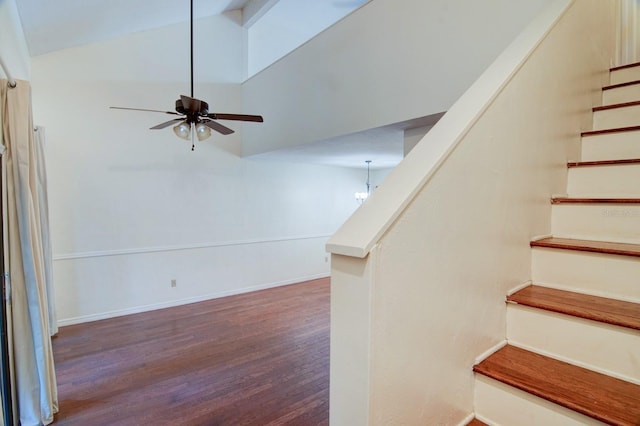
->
[[195, 123, 212, 141], [172, 121, 213, 142], [110, 0, 263, 150], [173, 122, 191, 140]]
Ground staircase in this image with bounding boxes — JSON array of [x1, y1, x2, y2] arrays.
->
[[472, 63, 640, 425]]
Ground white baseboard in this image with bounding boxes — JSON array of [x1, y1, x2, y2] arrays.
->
[[457, 413, 476, 426], [57, 273, 330, 327], [475, 414, 494, 425], [534, 280, 640, 304], [474, 340, 508, 365], [507, 280, 532, 297]]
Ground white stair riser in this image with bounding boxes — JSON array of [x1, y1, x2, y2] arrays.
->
[[593, 104, 640, 130], [581, 131, 640, 162], [507, 305, 640, 384], [531, 248, 640, 303], [567, 165, 640, 197], [603, 84, 640, 105], [473, 68, 640, 424], [474, 375, 605, 426], [551, 203, 640, 244], [610, 67, 640, 85]]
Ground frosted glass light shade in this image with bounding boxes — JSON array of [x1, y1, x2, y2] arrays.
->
[[173, 122, 191, 140], [195, 123, 212, 141]]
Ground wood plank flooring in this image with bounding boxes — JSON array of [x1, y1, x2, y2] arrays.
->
[[52, 278, 330, 426], [530, 237, 640, 257], [602, 80, 640, 91], [568, 159, 640, 167], [593, 99, 640, 111], [551, 197, 640, 204], [507, 285, 640, 330], [610, 61, 640, 71], [474, 345, 640, 425], [581, 125, 640, 136]]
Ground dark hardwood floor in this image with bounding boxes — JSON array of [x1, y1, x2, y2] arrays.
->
[[52, 278, 330, 426], [474, 345, 640, 425]]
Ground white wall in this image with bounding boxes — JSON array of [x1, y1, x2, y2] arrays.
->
[[370, 168, 392, 190], [404, 125, 435, 157], [247, 0, 366, 77], [242, 0, 556, 157], [617, 0, 640, 65], [32, 12, 244, 84], [31, 14, 363, 324], [328, 0, 617, 423], [0, 0, 30, 80]]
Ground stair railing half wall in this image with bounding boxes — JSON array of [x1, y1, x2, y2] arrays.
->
[[327, 0, 618, 424]]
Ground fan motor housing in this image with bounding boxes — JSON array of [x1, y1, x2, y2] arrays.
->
[[175, 99, 209, 115]]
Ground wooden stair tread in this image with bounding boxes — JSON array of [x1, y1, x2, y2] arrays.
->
[[531, 237, 640, 258], [508, 285, 640, 330], [568, 159, 640, 167], [611, 62, 640, 72], [465, 418, 488, 426], [551, 197, 640, 204], [582, 125, 640, 137], [602, 79, 640, 91], [474, 345, 640, 425], [593, 99, 640, 111]]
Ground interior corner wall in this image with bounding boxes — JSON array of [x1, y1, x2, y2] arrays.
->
[[30, 15, 364, 325], [0, 0, 31, 80], [241, 0, 556, 157]]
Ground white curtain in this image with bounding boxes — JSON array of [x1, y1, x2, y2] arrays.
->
[[33, 127, 57, 338], [1, 79, 58, 425]]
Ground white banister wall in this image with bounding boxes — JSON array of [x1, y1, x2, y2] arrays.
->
[[327, 0, 617, 424], [329, 249, 376, 425]]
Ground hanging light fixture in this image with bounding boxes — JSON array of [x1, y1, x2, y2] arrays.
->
[[355, 160, 372, 203], [173, 121, 191, 140], [172, 121, 212, 151], [195, 123, 212, 141], [108, 0, 264, 150]]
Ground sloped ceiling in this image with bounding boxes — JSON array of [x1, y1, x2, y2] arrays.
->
[[16, 0, 405, 169], [16, 0, 251, 56]]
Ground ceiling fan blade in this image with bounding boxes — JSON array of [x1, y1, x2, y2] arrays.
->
[[110, 106, 180, 115], [202, 120, 234, 135], [150, 118, 185, 130], [208, 113, 264, 122]]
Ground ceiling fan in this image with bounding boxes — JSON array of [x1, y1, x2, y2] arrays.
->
[[110, 0, 263, 150]]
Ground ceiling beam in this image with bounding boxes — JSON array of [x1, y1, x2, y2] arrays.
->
[[242, 0, 279, 28]]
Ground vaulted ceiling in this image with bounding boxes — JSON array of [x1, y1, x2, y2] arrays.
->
[[16, 0, 368, 57], [15, 0, 408, 170]]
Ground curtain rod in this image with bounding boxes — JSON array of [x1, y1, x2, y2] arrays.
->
[[0, 55, 17, 88]]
